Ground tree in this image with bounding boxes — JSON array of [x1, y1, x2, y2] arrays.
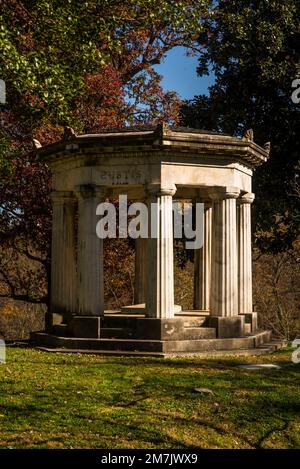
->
[[0, 0, 211, 131], [0, 0, 212, 307], [181, 0, 300, 253]]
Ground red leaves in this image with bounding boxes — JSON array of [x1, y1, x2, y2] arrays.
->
[[85, 65, 124, 100], [24, 92, 45, 110], [73, 65, 126, 132], [33, 122, 63, 146], [0, 147, 52, 254]]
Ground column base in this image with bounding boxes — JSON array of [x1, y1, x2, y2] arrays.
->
[[206, 316, 245, 338], [136, 318, 186, 340], [68, 316, 101, 338]]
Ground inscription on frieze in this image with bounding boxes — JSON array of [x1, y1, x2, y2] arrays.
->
[[98, 167, 143, 184]]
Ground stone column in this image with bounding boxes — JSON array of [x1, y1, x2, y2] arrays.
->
[[237, 193, 255, 315], [145, 184, 176, 319], [134, 237, 147, 304], [50, 191, 77, 322], [194, 201, 212, 311], [76, 184, 105, 316], [210, 187, 240, 317]]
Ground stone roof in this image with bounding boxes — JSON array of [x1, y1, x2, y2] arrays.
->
[[36, 124, 270, 168]]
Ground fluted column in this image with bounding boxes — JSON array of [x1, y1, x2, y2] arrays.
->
[[237, 193, 255, 315], [50, 191, 77, 317], [145, 184, 176, 318], [134, 237, 147, 304], [76, 184, 105, 316], [210, 187, 240, 317], [194, 201, 212, 310]]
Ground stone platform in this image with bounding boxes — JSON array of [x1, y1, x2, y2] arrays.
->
[[31, 311, 282, 358]]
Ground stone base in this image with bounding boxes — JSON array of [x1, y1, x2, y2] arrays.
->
[[30, 311, 279, 357], [135, 317, 215, 340], [136, 318, 184, 340], [31, 329, 278, 357], [45, 313, 258, 342], [68, 316, 101, 338], [206, 316, 245, 338], [64, 315, 215, 341]]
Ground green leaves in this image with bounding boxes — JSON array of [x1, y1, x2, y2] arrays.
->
[[181, 0, 300, 253], [0, 0, 211, 126]]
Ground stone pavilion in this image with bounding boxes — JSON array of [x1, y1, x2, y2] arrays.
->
[[32, 124, 281, 356]]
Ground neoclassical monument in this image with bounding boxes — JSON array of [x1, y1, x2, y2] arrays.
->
[[32, 125, 276, 356]]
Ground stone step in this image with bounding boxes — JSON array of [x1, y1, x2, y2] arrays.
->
[[78, 313, 209, 330], [163, 337, 257, 353], [101, 324, 215, 340], [164, 342, 286, 357], [182, 327, 216, 340], [120, 304, 182, 314], [36, 343, 284, 358], [37, 347, 165, 358], [179, 310, 210, 314], [52, 324, 68, 337], [182, 317, 209, 327], [101, 315, 141, 329], [33, 333, 164, 352], [257, 339, 287, 352], [100, 327, 134, 339], [101, 315, 208, 333], [253, 330, 272, 346], [32, 331, 271, 354]]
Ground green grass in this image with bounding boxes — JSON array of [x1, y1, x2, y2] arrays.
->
[[0, 346, 299, 449]]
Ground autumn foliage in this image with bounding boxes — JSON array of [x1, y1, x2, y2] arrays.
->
[[0, 0, 212, 322]]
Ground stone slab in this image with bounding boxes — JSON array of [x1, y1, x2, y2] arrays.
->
[[36, 343, 284, 358], [32, 330, 282, 357], [31, 330, 272, 353], [206, 316, 245, 338], [238, 364, 281, 370], [121, 303, 182, 315], [68, 316, 101, 338], [136, 317, 186, 340], [193, 388, 214, 395]]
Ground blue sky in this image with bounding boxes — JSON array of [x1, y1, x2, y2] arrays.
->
[[153, 46, 215, 100]]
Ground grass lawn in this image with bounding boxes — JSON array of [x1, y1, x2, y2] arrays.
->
[[0, 346, 299, 449]]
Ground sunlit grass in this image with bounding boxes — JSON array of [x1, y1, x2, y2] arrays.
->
[[0, 346, 299, 448]]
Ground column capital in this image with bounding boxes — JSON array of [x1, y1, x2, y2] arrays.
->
[[50, 191, 76, 204], [237, 192, 255, 205], [75, 184, 107, 200], [146, 183, 177, 197], [209, 186, 240, 200]]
